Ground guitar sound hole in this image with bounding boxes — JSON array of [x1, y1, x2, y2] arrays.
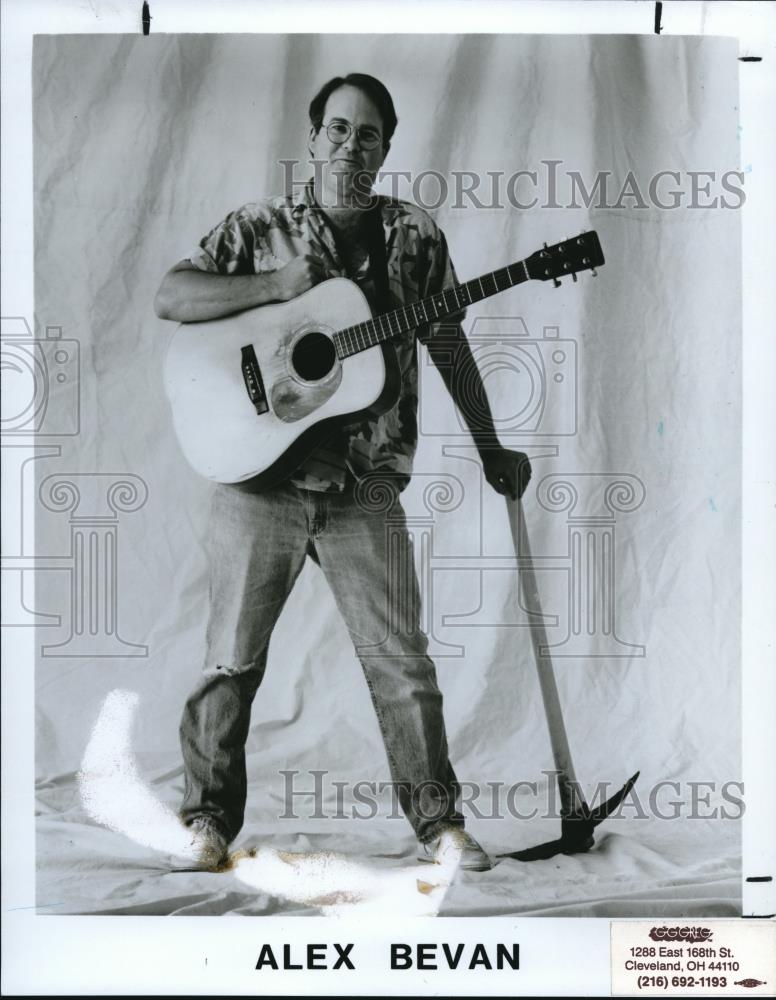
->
[[291, 331, 336, 382]]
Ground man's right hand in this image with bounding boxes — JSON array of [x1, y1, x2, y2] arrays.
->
[[270, 255, 326, 302]]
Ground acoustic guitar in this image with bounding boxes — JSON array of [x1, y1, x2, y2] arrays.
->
[[164, 231, 604, 489]]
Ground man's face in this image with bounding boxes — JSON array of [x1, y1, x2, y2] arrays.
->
[[310, 84, 388, 206]]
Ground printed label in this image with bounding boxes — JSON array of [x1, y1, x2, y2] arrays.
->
[[611, 920, 775, 996]]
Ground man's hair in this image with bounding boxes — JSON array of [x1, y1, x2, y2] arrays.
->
[[308, 73, 398, 150]]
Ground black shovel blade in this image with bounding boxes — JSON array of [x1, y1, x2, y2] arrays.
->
[[497, 771, 640, 863], [588, 770, 640, 827], [499, 835, 575, 863]]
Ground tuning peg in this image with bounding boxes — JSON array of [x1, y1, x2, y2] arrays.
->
[[591, 268, 598, 277], [571, 273, 578, 282], [552, 277, 561, 288]]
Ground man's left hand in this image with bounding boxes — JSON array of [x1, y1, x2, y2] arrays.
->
[[481, 448, 532, 500]]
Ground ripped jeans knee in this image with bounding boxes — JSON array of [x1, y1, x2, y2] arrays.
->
[[202, 656, 265, 680]]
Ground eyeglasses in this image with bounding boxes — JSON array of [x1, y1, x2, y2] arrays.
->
[[324, 119, 383, 150]]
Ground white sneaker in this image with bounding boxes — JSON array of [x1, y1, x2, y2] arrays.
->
[[185, 815, 230, 870], [418, 827, 492, 872]]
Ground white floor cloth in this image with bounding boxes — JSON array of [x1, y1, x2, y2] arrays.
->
[[32, 34, 741, 916]]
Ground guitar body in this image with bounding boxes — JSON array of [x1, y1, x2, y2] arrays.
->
[[163, 232, 604, 487], [163, 278, 400, 488]]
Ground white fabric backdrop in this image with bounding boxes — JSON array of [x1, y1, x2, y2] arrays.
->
[[32, 33, 741, 915]]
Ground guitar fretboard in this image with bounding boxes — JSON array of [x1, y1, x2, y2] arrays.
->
[[332, 259, 530, 359]]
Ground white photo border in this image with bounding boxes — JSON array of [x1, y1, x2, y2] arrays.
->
[[2, 1, 774, 995]]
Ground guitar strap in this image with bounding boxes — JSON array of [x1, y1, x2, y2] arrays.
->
[[365, 198, 391, 314], [335, 200, 391, 487]]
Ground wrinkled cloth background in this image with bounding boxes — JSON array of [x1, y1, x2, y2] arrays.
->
[[32, 34, 741, 915]]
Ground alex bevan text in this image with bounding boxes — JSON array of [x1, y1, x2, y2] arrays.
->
[[255, 941, 520, 971]]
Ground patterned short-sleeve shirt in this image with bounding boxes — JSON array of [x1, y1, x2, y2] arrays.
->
[[189, 180, 465, 492]]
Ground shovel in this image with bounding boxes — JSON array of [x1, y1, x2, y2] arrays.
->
[[500, 496, 640, 862]]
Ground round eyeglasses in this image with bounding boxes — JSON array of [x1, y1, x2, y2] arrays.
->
[[324, 119, 383, 151]]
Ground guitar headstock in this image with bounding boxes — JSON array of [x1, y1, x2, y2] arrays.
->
[[525, 231, 605, 286]]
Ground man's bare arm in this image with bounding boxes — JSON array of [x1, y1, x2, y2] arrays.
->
[[425, 324, 532, 499], [153, 256, 325, 323]]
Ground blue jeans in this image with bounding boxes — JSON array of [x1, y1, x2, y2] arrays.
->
[[179, 480, 464, 843]]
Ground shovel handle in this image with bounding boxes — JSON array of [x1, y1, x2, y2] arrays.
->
[[506, 497, 587, 817]]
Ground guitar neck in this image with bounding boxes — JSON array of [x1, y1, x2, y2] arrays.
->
[[333, 258, 530, 359]]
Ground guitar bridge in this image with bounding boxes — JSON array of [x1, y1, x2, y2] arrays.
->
[[241, 345, 269, 415]]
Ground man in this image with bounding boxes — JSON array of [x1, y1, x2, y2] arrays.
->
[[155, 73, 531, 872]]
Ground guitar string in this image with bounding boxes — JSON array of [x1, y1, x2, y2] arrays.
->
[[333, 259, 527, 359]]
